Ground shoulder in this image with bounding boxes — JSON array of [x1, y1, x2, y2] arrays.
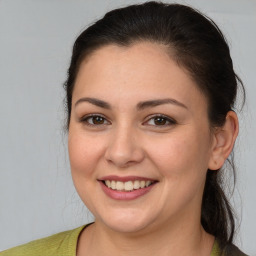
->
[[0, 225, 86, 256]]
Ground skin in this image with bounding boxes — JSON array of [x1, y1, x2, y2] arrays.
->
[[68, 42, 239, 256]]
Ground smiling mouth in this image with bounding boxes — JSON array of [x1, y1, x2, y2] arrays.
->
[[101, 180, 157, 192]]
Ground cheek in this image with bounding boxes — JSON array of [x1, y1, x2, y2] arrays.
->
[[147, 130, 211, 211], [146, 128, 211, 180], [68, 130, 107, 210], [68, 131, 104, 178]]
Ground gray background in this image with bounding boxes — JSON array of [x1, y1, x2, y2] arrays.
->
[[0, 0, 255, 254]]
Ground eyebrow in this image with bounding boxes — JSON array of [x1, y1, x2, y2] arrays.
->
[[75, 97, 111, 109], [137, 98, 188, 110], [74, 97, 188, 110]]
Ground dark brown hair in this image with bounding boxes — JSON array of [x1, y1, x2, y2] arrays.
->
[[64, 1, 245, 249]]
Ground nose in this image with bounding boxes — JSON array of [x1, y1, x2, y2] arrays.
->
[[104, 125, 145, 168]]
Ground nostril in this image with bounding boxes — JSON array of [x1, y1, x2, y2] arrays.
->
[[105, 149, 145, 168], [104, 133, 145, 167]]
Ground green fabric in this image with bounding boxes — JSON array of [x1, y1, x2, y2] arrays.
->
[[211, 240, 221, 256], [0, 225, 246, 256], [0, 225, 86, 256]]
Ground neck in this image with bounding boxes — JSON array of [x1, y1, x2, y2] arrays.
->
[[77, 216, 214, 256]]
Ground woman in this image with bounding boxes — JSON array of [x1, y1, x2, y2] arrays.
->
[[1, 1, 247, 255]]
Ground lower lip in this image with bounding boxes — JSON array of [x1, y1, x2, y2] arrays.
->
[[99, 181, 156, 200]]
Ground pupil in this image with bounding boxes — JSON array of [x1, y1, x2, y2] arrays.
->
[[154, 117, 166, 125], [93, 116, 104, 124]]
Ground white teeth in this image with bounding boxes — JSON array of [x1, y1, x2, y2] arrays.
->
[[140, 180, 146, 188], [104, 180, 154, 191], [111, 180, 116, 189], [146, 181, 151, 187], [106, 180, 111, 187], [116, 181, 124, 191], [133, 180, 140, 189], [124, 181, 133, 191]]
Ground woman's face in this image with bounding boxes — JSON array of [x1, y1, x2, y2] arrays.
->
[[68, 42, 215, 233]]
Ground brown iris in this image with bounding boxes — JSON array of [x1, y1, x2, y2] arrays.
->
[[154, 117, 167, 125], [92, 116, 105, 124]]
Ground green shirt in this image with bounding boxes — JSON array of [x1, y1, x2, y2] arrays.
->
[[0, 225, 246, 256], [0, 226, 85, 256]]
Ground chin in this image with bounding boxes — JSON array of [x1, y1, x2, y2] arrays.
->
[[96, 209, 157, 234], [104, 220, 151, 234]]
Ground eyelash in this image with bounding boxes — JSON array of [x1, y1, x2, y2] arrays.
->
[[80, 114, 177, 128], [80, 114, 110, 127], [144, 114, 177, 127]]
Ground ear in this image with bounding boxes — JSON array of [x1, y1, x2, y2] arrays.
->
[[208, 111, 239, 170]]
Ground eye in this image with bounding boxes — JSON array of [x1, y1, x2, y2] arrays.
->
[[81, 114, 110, 126], [144, 115, 176, 127]]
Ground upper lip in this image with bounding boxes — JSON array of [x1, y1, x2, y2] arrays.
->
[[98, 175, 157, 182]]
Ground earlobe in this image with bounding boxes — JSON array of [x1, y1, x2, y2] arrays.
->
[[208, 111, 239, 170]]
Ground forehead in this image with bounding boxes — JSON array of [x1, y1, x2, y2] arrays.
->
[[73, 42, 207, 112]]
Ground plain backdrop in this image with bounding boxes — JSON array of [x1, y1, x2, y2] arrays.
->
[[0, 0, 255, 254]]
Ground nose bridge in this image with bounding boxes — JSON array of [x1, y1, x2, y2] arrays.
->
[[105, 121, 144, 167]]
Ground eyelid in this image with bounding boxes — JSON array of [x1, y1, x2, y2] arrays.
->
[[80, 113, 111, 126], [79, 113, 176, 128], [143, 114, 177, 126]]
